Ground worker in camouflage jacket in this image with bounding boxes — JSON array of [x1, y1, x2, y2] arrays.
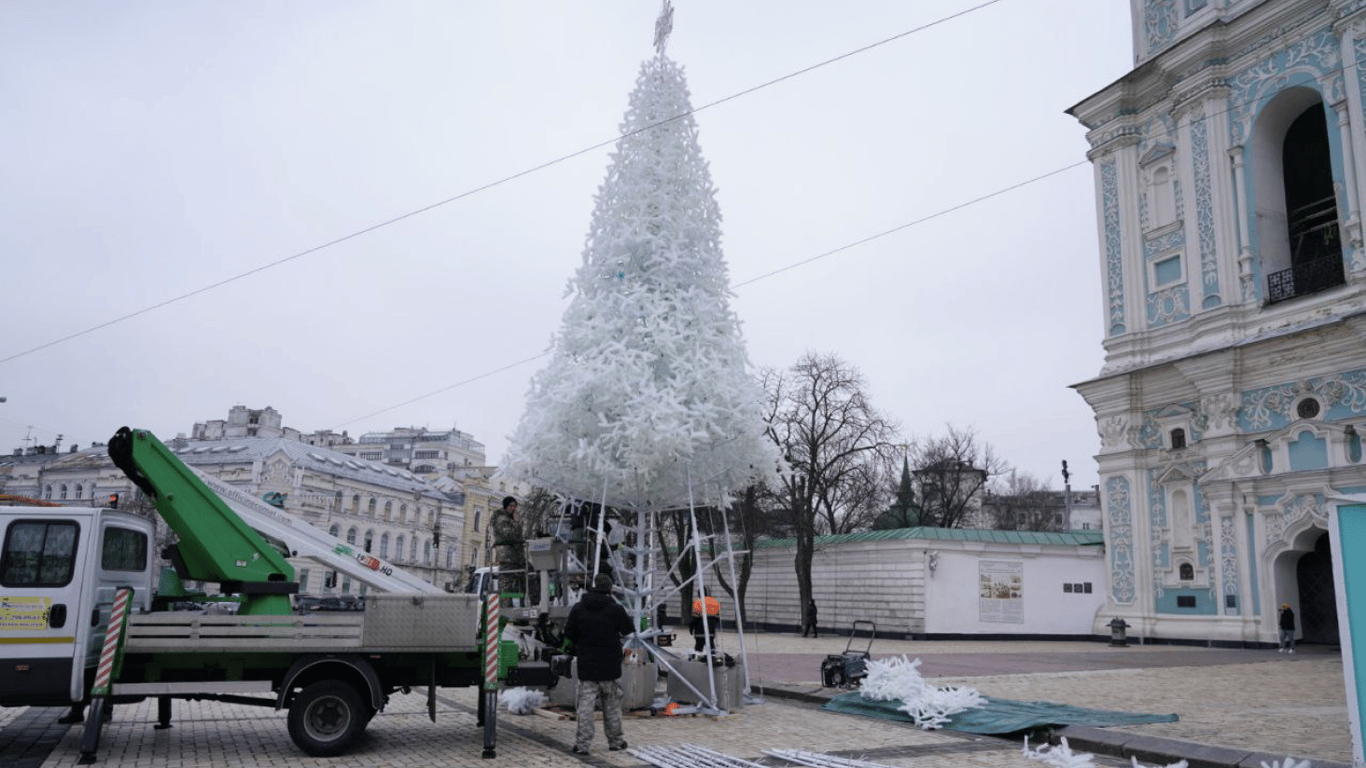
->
[[491, 496, 525, 596]]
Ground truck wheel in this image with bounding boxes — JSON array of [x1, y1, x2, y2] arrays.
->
[[287, 681, 365, 757]]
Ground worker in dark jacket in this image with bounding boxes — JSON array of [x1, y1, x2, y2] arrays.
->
[[564, 573, 635, 755]]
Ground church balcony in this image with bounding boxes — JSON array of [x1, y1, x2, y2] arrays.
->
[[1266, 254, 1345, 304]]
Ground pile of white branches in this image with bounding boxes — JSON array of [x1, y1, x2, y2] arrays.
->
[[500, 687, 548, 715], [857, 655, 986, 729]]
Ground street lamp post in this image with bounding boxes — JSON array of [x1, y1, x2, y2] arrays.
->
[[1061, 460, 1073, 530]]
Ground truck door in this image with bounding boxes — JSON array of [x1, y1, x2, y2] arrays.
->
[[0, 511, 90, 707], [83, 517, 155, 680]]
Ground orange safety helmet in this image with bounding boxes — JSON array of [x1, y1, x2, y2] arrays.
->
[[692, 596, 721, 616]]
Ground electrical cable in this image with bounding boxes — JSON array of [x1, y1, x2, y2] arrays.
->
[[8, 2, 1344, 444], [0, 0, 1008, 367]]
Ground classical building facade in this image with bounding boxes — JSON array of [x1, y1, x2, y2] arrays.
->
[[5, 436, 466, 595], [192, 405, 300, 441], [328, 426, 530, 573], [1071, 0, 1366, 644]]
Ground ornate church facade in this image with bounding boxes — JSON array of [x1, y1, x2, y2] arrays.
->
[[1071, 0, 1366, 645]]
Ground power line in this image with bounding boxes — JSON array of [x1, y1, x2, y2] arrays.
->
[[326, 44, 1344, 426], [0, 0, 1008, 367], [332, 353, 548, 430], [9, 1, 1327, 442], [733, 161, 1088, 288], [332, 158, 1086, 427]]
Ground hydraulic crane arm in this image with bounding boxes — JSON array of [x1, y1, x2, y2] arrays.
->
[[109, 426, 296, 615]]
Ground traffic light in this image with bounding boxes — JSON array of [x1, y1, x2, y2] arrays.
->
[[107, 493, 119, 509]]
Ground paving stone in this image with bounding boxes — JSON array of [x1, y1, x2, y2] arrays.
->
[[0, 635, 1354, 768]]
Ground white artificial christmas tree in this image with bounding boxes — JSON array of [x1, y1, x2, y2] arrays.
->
[[503, 7, 778, 514]]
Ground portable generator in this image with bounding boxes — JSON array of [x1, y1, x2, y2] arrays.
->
[[820, 620, 877, 688]]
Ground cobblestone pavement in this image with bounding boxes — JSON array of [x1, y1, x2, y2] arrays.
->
[[2, 633, 1354, 768], [739, 633, 1353, 766]]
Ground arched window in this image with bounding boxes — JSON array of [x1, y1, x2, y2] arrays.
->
[[424, 540, 432, 566], [352, 493, 361, 513], [473, 511, 481, 532], [1252, 91, 1345, 302], [334, 490, 343, 510], [380, 533, 390, 559], [399, 504, 408, 524], [395, 535, 406, 562], [74, 484, 83, 499], [1179, 562, 1194, 581], [409, 537, 418, 562], [329, 524, 340, 538], [363, 529, 374, 553], [346, 527, 358, 545], [43, 484, 52, 500], [59, 484, 68, 500], [1170, 428, 1186, 450], [368, 498, 377, 517]]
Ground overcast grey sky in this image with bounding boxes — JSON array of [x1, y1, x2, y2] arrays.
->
[[1, 1, 1132, 492]]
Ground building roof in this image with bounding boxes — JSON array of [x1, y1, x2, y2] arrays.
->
[[167, 437, 452, 499], [753, 527, 1105, 550]]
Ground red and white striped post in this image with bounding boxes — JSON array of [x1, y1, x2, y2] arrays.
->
[[484, 592, 500, 690], [80, 586, 133, 764], [481, 592, 499, 758], [92, 587, 133, 696]]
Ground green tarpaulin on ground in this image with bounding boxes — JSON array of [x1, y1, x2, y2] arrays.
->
[[823, 692, 1178, 734]]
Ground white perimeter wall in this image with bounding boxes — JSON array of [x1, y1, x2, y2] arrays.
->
[[728, 537, 1106, 638], [924, 544, 1106, 635]]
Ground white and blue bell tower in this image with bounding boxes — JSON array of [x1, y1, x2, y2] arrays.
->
[[1071, 0, 1366, 647]]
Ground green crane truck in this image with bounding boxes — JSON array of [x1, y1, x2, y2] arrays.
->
[[0, 427, 550, 761]]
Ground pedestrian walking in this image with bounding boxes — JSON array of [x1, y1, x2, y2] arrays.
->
[[564, 573, 635, 755], [1278, 602, 1296, 653], [802, 598, 819, 638]]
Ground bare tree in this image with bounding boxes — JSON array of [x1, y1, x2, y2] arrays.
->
[[656, 507, 697, 621], [910, 425, 1006, 528], [704, 483, 773, 629], [982, 470, 1063, 531], [764, 353, 901, 623]]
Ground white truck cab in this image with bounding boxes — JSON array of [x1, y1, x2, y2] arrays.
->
[[0, 506, 156, 708]]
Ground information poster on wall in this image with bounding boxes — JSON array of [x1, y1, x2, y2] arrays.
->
[[979, 560, 1024, 624]]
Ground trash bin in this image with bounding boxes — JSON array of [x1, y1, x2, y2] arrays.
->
[[1108, 617, 1130, 647]]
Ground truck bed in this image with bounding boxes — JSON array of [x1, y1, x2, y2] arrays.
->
[[125, 593, 482, 654]]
